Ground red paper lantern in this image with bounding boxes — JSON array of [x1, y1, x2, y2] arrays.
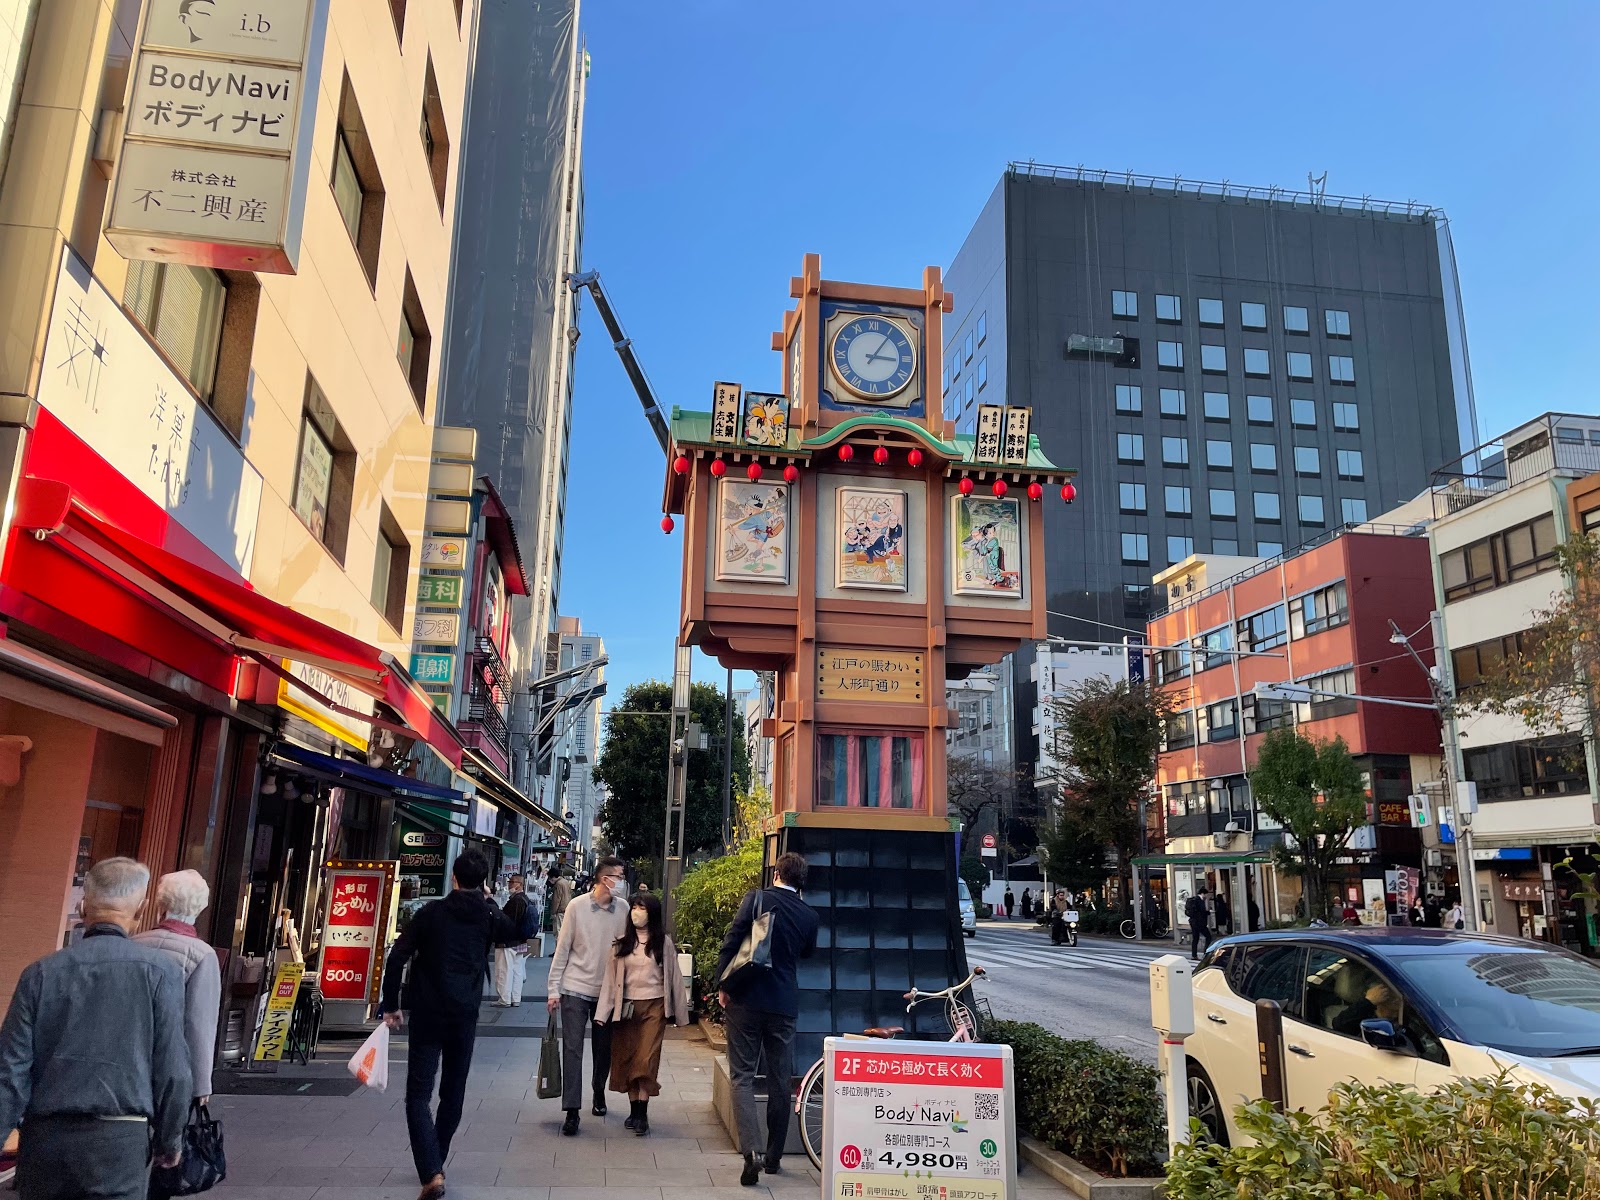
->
[[958, 477, 974, 496], [992, 479, 1008, 498], [709, 458, 727, 477], [838, 443, 854, 462], [873, 446, 889, 466], [908, 448, 923, 468], [1027, 482, 1043, 502], [746, 461, 762, 481], [1061, 481, 1078, 503], [672, 454, 690, 475], [660, 515, 675, 533], [783, 464, 799, 483]]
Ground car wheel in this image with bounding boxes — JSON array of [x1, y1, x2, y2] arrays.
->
[[965, 930, 975, 938], [1185, 1060, 1229, 1147]]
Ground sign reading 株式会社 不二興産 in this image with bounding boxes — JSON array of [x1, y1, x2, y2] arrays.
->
[[106, 0, 329, 274]]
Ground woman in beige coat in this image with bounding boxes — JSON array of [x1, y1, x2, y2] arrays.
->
[[596, 893, 686, 1136]]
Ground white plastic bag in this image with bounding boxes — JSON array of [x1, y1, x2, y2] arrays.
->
[[347, 1022, 390, 1091]]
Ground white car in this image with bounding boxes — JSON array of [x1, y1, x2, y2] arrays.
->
[[958, 879, 977, 937], [1183, 928, 1600, 1145]]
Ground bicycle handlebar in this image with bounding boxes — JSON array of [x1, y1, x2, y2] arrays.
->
[[903, 966, 985, 1006]]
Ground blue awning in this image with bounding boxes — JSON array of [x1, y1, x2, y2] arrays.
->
[[272, 743, 468, 807]]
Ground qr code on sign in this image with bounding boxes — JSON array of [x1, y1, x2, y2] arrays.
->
[[973, 1092, 1001, 1121]]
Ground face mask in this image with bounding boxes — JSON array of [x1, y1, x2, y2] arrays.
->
[[630, 909, 648, 929]]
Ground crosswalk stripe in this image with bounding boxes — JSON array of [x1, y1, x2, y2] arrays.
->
[[966, 942, 1163, 971]]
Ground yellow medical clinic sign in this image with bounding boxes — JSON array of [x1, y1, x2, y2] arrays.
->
[[253, 961, 305, 1062]]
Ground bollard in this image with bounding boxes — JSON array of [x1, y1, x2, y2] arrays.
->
[[1255, 998, 1286, 1110], [1149, 954, 1195, 1157]]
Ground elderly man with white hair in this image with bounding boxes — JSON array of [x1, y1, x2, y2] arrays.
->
[[135, 869, 221, 1101], [0, 857, 189, 1199]]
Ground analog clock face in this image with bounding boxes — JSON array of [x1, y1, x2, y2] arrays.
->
[[830, 316, 917, 400]]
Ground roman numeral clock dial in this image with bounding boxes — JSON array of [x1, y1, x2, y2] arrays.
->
[[830, 316, 917, 400]]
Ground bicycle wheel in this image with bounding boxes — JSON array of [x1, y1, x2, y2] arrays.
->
[[797, 1057, 827, 1170], [1119, 918, 1136, 939]]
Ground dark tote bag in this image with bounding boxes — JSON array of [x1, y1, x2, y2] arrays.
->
[[149, 1100, 226, 1197], [536, 1008, 563, 1099], [718, 889, 774, 994]]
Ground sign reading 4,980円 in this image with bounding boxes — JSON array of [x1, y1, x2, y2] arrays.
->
[[822, 1038, 1016, 1200]]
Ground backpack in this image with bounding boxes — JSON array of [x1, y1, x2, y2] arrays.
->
[[1185, 894, 1207, 924]]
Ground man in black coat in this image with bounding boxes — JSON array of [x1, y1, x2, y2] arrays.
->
[[380, 848, 522, 1199], [716, 852, 820, 1186]]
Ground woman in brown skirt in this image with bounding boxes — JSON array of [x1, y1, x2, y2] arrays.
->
[[597, 892, 687, 1136]]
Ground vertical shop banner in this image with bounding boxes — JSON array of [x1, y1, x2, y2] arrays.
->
[[822, 1039, 1016, 1200], [398, 821, 448, 899], [253, 960, 304, 1061], [318, 865, 390, 1002]]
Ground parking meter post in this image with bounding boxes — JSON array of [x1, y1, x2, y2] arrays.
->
[[1149, 954, 1195, 1156], [1255, 999, 1286, 1111]]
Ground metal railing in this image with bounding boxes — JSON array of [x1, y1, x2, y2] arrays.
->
[[1429, 413, 1600, 518], [466, 677, 510, 754]]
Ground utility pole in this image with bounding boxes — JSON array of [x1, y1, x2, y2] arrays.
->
[[723, 666, 734, 853], [661, 643, 693, 929]]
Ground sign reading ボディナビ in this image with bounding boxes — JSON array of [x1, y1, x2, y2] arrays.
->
[[106, 0, 328, 273], [822, 1038, 1016, 1200]]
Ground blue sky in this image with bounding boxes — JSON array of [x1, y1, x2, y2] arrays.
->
[[557, 1, 1600, 697]]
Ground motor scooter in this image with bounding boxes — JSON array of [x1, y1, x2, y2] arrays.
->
[[1049, 905, 1079, 947]]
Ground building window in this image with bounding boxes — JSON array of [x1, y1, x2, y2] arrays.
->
[[1162, 709, 1197, 750], [1247, 394, 1273, 424], [977, 312, 988, 343], [1299, 494, 1325, 525], [1294, 446, 1320, 475], [1341, 497, 1369, 524], [1201, 344, 1227, 373], [1290, 580, 1348, 638], [1258, 540, 1283, 556], [1329, 355, 1355, 385], [1167, 535, 1195, 564], [965, 377, 974, 407], [1333, 401, 1359, 431], [1165, 485, 1192, 515], [1283, 305, 1309, 334], [1198, 625, 1234, 670], [1163, 436, 1190, 466], [398, 270, 431, 410], [977, 358, 988, 390], [419, 57, 450, 211], [1203, 698, 1239, 742], [950, 349, 961, 379], [1336, 449, 1364, 479], [1121, 533, 1149, 564], [1238, 604, 1288, 653], [294, 410, 334, 541], [1452, 630, 1542, 693], [1156, 645, 1192, 685], [1214, 537, 1239, 554], [1117, 433, 1144, 463], [1291, 397, 1316, 427], [1198, 298, 1224, 326], [1240, 302, 1267, 330], [1119, 482, 1147, 513], [1243, 691, 1295, 734], [1294, 667, 1357, 723], [371, 504, 410, 629], [1112, 290, 1138, 319], [1462, 735, 1589, 801], [1116, 384, 1143, 414], [817, 731, 922, 808], [292, 378, 355, 563], [1250, 443, 1277, 473], [1203, 391, 1229, 420], [1158, 340, 1183, 370], [941, 365, 949, 396], [332, 76, 384, 287], [1209, 487, 1236, 517], [1156, 294, 1182, 322], [1160, 387, 1187, 416], [1440, 513, 1559, 602], [1325, 309, 1352, 338], [1287, 352, 1313, 380], [1206, 439, 1233, 469], [1254, 491, 1281, 521], [1243, 347, 1270, 377], [964, 332, 974, 362], [124, 260, 227, 400]]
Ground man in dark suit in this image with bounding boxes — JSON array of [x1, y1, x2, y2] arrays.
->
[[717, 851, 820, 1187]]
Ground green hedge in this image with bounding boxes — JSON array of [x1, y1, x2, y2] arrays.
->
[[1166, 1076, 1600, 1199], [988, 1019, 1164, 1177], [671, 839, 762, 1021]]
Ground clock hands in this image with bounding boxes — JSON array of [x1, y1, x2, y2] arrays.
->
[[863, 333, 899, 366]]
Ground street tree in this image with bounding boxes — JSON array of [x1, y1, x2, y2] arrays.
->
[[945, 755, 1017, 834], [592, 679, 749, 863], [1249, 728, 1367, 921], [1041, 796, 1115, 894]]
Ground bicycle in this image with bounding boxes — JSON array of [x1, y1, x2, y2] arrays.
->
[[794, 966, 989, 1170], [1120, 914, 1169, 939]]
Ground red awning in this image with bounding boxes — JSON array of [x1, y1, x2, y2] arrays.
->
[[15, 476, 466, 768]]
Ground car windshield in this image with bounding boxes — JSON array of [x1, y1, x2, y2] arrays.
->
[[957, 881, 973, 905], [1387, 946, 1600, 1057]]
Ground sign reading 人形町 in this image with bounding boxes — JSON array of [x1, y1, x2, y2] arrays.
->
[[816, 647, 925, 704]]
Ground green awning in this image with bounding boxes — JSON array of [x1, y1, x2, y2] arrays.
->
[[396, 800, 516, 849], [1132, 851, 1271, 867]]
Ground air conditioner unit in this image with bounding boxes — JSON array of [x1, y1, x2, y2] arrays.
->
[[1212, 832, 1233, 849], [1223, 820, 1241, 834]]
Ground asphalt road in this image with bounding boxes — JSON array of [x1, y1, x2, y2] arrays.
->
[[963, 919, 1186, 1064]]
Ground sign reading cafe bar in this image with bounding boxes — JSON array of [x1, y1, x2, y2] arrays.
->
[[106, 0, 330, 273]]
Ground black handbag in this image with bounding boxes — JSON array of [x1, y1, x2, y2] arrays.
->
[[536, 1009, 563, 1099], [718, 889, 774, 993], [149, 1100, 226, 1197]]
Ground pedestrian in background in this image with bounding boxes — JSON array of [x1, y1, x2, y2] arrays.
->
[[1002, 886, 1015, 919], [597, 893, 687, 1136], [134, 869, 221, 1102], [379, 848, 524, 1200], [1185, 887, 1211, 961], [551, 869, 574, 941], [547, 856, 629, 1136], [493, 875, 531, 1007], [718, 852, 820, 1187], [1020, 888, 1033, 919], [1211, 890, 1232, 937], [0, 858, 188, 1200], [1445, 898, 1465, 930]]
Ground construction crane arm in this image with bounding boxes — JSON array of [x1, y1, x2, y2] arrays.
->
[[566, 270, 671, 455]]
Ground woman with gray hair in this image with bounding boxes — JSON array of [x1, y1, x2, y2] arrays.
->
[[134, 869, 221, 1100]]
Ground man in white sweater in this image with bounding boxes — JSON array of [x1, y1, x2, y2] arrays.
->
[[546, 857, 629, 1136]]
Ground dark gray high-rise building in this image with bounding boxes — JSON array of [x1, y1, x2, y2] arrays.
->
[[944, 164, 1477, 774]]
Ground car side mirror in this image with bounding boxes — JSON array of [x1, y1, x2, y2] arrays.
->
[[1359, 1018, 1406, 1052]]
